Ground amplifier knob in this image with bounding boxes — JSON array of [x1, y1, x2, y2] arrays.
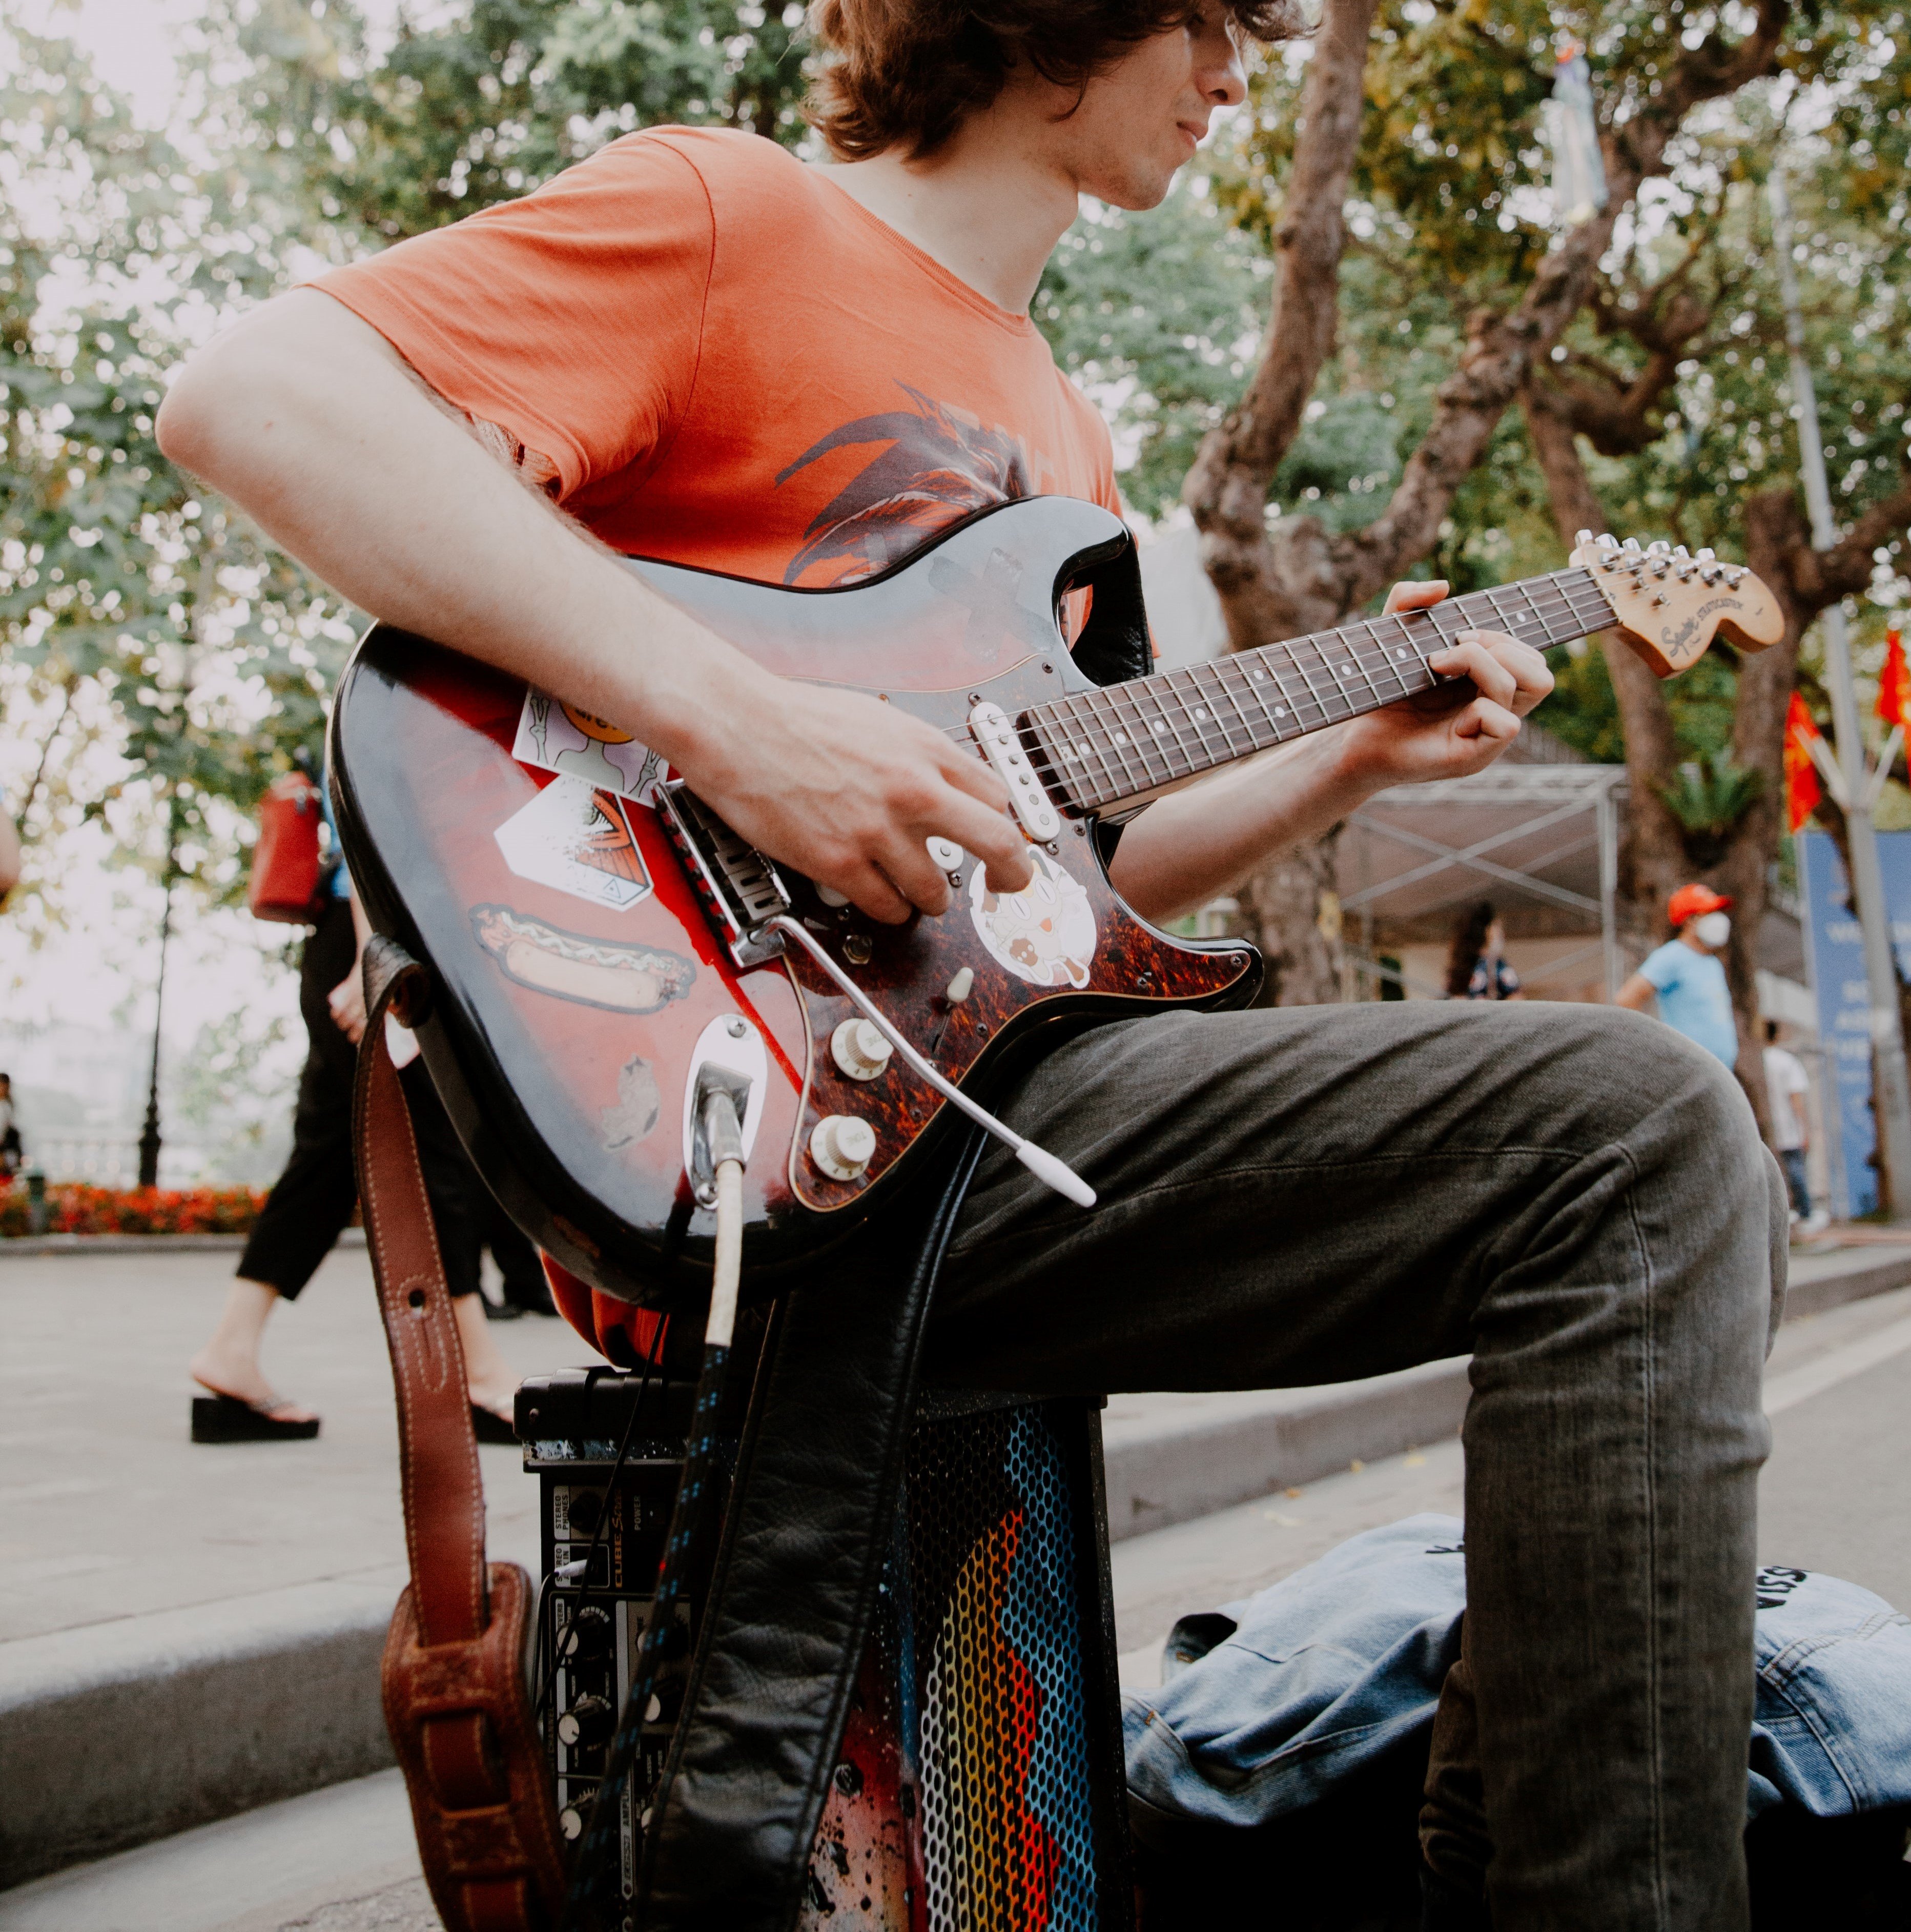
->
[[810, 1114, 877, 1181], [564, 1604, 613, 1664], [560, 1806, 584, 1841], [558, 1694, 615, 1749], [831, 1018, 893, 1082]]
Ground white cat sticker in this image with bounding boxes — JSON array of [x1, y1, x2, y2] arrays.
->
[[968, 851, 1096, 989]]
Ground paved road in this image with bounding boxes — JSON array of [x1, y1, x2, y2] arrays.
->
[[8, 1281, 1908, 1932], [0, 1247, 582, 1642]]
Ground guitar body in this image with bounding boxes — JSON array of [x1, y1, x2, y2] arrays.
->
[[331, 497, 1260, 1311]]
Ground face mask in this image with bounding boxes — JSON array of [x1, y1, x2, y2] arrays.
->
[[1693, 911, 1731, 948]]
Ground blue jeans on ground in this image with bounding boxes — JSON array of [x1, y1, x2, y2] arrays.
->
[[930, 1000, 1788, 1930]]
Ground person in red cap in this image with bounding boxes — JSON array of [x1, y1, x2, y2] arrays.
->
[[1616, 885, 1739, 1066]]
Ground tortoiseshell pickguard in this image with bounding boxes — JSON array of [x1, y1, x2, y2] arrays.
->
[[777, 671, 1253, 1214]]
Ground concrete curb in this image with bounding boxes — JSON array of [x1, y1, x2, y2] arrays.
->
[[0, 1576, 399, 1886], [4, 1242, 1907, 1892], [1102, 1356, 1469, 1542], [1783, 1247, 1911, 1319], [0, 1229, 366, 1259]]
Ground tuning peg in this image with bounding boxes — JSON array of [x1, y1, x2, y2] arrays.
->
[[1597, 534, 1620, 550], [1622, 538, 1643, 556], [1724, 567, 1745, 586], [1673, 545, 1690, 560], [1647, 540, 1671, 556], [1574, 528, 1594, 545], [1696, 547, 1715, 562]]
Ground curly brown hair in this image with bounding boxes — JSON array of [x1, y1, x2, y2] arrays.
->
[[805, 0, 1307, 161]]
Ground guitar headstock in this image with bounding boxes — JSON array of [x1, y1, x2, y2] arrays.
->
[[1570, 529, 1784, 678]]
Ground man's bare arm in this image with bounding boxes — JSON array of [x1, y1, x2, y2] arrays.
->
[[156, 290, 1030, 924], [1614, 974, 1657, 1012]]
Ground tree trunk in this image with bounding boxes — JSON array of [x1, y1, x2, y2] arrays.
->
[[1179, 0, 1792, 1003], [1520, 385, 1784, 1131], [1240, 832, 1345, 1006], [1520, 387, 1689, 946]]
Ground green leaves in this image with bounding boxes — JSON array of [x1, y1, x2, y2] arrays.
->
[[1034, 189, 1270, 519], [1, 9, 353, 913], [228, 0, 814, 247], [1655, 751, 1767, 834]]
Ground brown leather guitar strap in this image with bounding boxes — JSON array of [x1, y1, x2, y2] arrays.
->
[[353, 936, 566, 1932]]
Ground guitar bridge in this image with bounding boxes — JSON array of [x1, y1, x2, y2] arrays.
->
[[656, 782, 790, 969]]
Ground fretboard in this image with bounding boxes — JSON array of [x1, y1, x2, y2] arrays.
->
[[1022, 566, 1617, 814]]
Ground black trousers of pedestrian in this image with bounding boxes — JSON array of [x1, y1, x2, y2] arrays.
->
[[236, 898, 483, 1300]]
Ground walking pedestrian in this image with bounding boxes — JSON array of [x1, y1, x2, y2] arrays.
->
[[0, 796, 18, 901], [1616, 884, 1739, 1067], [0, 1071, 21, 1180], [1763, 1020, 1825, 1232], [187, 781, 522, 1442], [1445, 901, 1522, 1000]]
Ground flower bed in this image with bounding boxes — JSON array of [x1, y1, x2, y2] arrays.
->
[[0, 1183, 269, 1238]]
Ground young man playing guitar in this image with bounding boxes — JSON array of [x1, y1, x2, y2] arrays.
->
[[157, 2, 1783, 1924]]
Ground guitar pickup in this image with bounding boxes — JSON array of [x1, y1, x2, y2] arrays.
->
[[656, 782, 790, 969], [969, 701, 1060, 843]]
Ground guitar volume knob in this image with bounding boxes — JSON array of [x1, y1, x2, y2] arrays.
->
[[811, 1114, 877, 1181], [831, 1018, 893, 1082]]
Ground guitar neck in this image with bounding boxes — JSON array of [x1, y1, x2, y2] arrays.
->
[[1023, 566, 1619, 815]]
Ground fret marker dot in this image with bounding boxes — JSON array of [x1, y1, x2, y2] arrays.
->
[[1195, 706, 1209, 720], [1275, 705, 1288, 718]]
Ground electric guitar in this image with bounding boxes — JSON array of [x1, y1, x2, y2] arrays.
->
[[330, 495, 1780, 1310]]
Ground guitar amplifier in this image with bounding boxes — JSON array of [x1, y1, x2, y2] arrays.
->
[[519, 1372, 1135, 1930]]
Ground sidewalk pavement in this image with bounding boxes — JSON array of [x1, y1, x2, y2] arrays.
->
[[13, 1273, 1911, 1932], [2, 1235, 1907, 1888]]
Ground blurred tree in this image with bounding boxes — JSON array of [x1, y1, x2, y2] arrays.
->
[[226, 0, 814, 243], [1182, 0, 1909, 1043], [1, 13, 354, 939]]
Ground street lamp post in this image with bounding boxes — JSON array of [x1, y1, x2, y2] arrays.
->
[[1771, 173, 1911, 1221], [136, 829, 177, 1192], [136, 878, 172, 1191]]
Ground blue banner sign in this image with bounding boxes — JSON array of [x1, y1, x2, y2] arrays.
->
[[1797, 830, 1911, 1218]]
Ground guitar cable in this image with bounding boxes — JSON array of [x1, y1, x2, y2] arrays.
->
[[562, 1086, 748, 1932], [765, 912, 1097, 1208]]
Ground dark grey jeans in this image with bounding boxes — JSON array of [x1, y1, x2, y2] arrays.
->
[[929, 999, 1787, 1931]]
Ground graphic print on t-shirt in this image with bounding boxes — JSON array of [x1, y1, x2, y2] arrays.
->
[[775, 383, 1034, 588]]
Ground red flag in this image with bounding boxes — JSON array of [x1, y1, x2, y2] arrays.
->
[[1785, 690, 1824, 833], [1879, 628, 1909, 728]]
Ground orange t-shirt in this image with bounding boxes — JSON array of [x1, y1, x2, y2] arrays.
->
[[314, 127, 1120, 588]]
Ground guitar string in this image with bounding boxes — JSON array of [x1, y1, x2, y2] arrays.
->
[[918, 568, 1618, 801], [1016, 572, 1617, 798]]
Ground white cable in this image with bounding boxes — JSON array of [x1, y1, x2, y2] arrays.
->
[[765, 914, 1096, 1209], [708, 1153, 744, 1349]]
